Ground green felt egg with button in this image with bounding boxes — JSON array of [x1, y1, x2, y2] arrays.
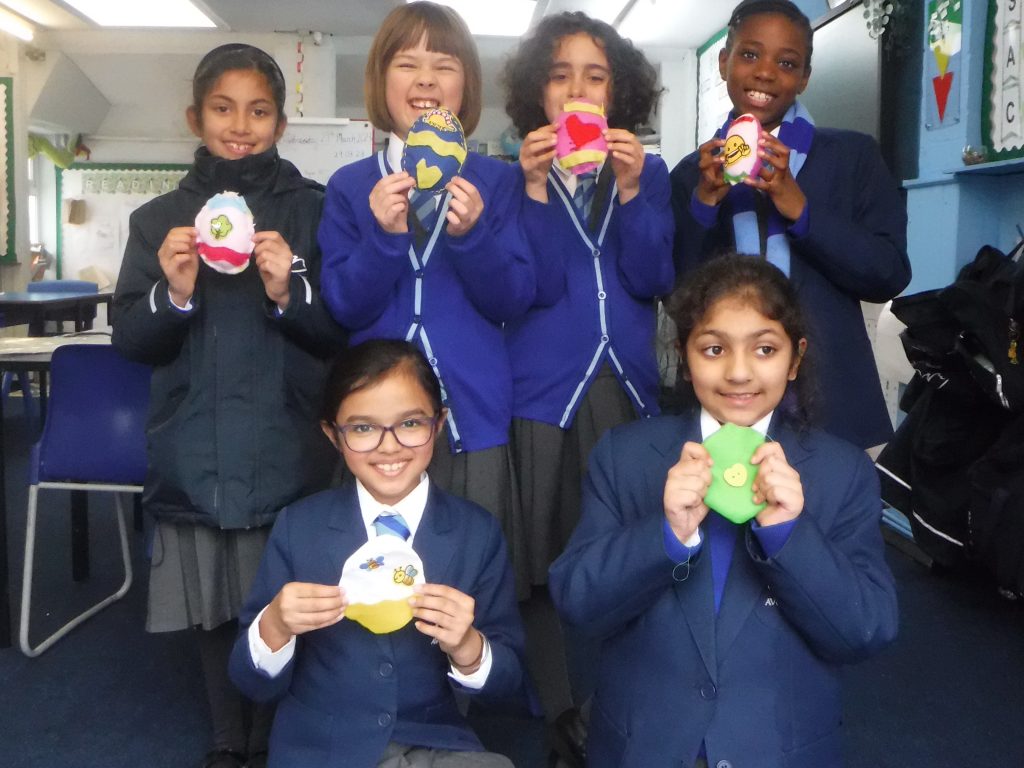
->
[[702, 423, 766, 524]]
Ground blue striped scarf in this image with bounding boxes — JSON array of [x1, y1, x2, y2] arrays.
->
[[720, 102, 815, 276]]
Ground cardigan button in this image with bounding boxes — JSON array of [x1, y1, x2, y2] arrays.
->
[[700, 683, 717, 700], [415, 269, 424, 278], [592, 247, 600, 257], [597, 290, 606, 300], [716, 761, 732, 768], [428, 357, 437, 366], [379, 662, 394, 677], [378, 712, 392, 727], [600, 334, 609, 343]]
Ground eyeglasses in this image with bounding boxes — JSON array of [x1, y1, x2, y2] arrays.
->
[[334, 416, 439, 452]]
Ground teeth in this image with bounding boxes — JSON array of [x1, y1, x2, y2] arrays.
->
[[411, 100, 439, 109], [747, 90, 772, 105], [375, 462, 407, 474]]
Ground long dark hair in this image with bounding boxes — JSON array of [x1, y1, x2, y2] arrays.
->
[[502, 11, 661, 137], [666, 254, 815, 428]]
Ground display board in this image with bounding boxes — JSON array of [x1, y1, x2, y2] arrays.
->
[[277, 117, 374, 185], [984, 0, 1022, 158], [1, 77, 12, 265], [56, 164, 189, 283]]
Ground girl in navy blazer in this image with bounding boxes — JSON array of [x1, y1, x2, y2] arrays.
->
[[230, 340, 527, 767], [549, 255, 898, 768]]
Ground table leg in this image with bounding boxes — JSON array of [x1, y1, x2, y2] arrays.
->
[[0, 383, 10, 647], [71, 490, 90, 582]]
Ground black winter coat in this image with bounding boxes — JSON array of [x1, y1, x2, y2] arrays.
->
[[112, 147, 347, 529]]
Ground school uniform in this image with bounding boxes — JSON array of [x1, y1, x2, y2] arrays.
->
[[548, 412, 899, 768], [229, 478, 529, 768], [671, 124, 911, 450], [318, 139, 533, 595], [507, 155, 675, 584]]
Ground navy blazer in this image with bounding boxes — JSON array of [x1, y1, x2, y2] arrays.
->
[[229, 482, 529, 768], [671, 128, 911, 449], [549, 414, 898, 768]]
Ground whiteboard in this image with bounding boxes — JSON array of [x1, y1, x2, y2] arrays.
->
[[277, 117, 375, 185]]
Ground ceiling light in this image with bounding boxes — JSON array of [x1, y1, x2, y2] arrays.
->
[[409, 0, 537, 37], [62, 0, 216, 28], [0, 6, 33, 41]]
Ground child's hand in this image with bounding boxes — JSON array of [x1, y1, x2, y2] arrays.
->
[[158, 226, 199, 307], [663, 441, 713, 543], [253, 231, 295, 309], [750, 442, 804, 526], [519, 124, 558, 202], [444, 176, 483, 237], [745, 134, 807, 223], [370, 172, 416, 234], [694, 137, 729, 208], [260, 582, 347, 652], [605, 128, 644, 204], [409, 583, 481, 669]]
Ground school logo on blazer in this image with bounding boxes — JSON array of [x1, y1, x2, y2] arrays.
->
[[764, 596, 778, 607]]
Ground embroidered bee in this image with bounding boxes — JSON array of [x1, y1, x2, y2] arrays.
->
[[394, 565, 418, 586], [360, 556, 384, 571]]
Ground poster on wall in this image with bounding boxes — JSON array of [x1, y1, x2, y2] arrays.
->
[[926, 0, 962, 130], [985, 0, 1024, 157], [0, 77, 12, 264]]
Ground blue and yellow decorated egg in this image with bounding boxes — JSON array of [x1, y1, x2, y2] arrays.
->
[[402, 108, 467, 193]]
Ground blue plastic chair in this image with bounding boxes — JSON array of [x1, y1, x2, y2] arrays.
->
[[19, 343, 150, 657]]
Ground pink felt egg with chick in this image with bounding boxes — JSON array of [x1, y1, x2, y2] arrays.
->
[[555, 99, 608, 175], [722, 113, 763, 185]]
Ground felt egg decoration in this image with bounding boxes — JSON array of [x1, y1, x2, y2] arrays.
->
[[702, 422, 767, 524], [402, 108, 467, 193], [722, 113, 763, 185], [340, 537, 426, 634], [195, 191, 255, 275], [556, 99, 608, 175]]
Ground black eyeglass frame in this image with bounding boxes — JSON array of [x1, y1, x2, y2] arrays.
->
[[333, 414, 440, 453]]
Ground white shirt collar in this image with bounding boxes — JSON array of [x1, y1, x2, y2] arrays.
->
[[553, 159, 605, 196], [386, 132, 405, 175], [356, 473, 430, 540], [699, 408, 773, 441]]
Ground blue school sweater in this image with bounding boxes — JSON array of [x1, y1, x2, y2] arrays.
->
[[318, 151, 535, 453], [506, 154, 675, 428]]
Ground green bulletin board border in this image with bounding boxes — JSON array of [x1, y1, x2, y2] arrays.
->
[[2, 77, 14, 265], [55, 161, 190, 278]]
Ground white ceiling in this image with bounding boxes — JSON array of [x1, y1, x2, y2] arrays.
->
[[9, 0, 734, 139]]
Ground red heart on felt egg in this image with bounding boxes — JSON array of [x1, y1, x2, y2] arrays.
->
[[566, 114, 602, 149]]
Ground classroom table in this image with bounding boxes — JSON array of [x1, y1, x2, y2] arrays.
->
[[0, 291, 113, 335], [0, 333, 112, 647]]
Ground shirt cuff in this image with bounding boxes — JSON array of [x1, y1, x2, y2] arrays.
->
[[689, 192, 720, 229], [750, 518, 797, 558], [167, 287, 194, 313], [786, 203, 810, 238], [663, 518, 702, 562], [248, 605, 296, 677], [447, 635, 493, 690]]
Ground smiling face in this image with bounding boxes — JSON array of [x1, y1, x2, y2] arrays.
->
[[719, 12, 811, 132], [324, 367, 445, 508], [385, 34, 465, 140], [187, 68, 285, 160], [684, 295, 805, 427], [541, 32, 612, 124]]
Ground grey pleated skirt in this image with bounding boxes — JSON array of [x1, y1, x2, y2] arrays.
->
[[429, 425, 529, 600], [513, 366, 635, 585], [146, 520, 271, 633]]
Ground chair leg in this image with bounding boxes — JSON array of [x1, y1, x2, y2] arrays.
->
[[20, 487, 134, 658]]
